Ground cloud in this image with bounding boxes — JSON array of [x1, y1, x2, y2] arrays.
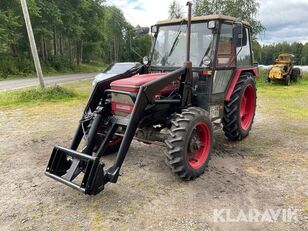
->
[[257, 0, 308, 44], [125, 0, 144, 10], [110, 0, 174, 26], [127, 0, 138, 3], [109, 0, 307, 44], [133, 5, 144, 11]]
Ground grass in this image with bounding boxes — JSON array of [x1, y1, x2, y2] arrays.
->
[[256, 69, 308, 120], [0, 69, 307, 121], [0, 85, 86, 108]]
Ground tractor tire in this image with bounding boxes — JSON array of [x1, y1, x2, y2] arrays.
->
[[285, 75, 291, 86], [85, 123, 122, 155], [165, 107, 213, 180], [291, 68, 301, 81], [222, 74, 256, 141], [94, 130, 122, 155]]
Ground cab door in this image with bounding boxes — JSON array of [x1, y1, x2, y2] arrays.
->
[[211, 23, 236, 103]]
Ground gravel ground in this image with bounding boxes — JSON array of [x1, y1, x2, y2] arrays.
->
[[0, 94, 307, 231]]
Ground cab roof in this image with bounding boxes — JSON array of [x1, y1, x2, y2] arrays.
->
[[156, 15, 250, 27], [278, 53, 294, 57]]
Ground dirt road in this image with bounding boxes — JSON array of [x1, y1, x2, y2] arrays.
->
[[0, 73, 95, 92], [0, 89, 307, 230]]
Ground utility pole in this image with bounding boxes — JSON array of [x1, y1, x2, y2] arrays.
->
[[20, 0, 45, 88]]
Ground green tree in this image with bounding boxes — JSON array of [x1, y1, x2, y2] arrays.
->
[[0, 10, 21, 53], [193, 0, 264, 36], [0, 0, 152, 78], [290, 42, 303, 64], [252, 40, 261, 63], [168, 0, 184, 19], [301, 43, 308, 65]]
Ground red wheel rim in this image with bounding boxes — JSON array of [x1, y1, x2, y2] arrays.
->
[[108, 136, 122, 147], [99, 134, 122, 147], [188, 122, 211, 169], [240, 84, 256, 130]]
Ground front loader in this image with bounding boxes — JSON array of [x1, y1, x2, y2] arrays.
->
[[46, 2, 258, 195]]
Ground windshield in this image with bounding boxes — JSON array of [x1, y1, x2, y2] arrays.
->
[[104, 63, 138, 74], [151, 22, 214, 67], [278, 56, 290, 61]]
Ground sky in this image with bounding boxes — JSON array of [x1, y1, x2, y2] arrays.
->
[[106, 0, 308, 45]]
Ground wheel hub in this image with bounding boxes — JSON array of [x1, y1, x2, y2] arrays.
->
[[187, 123, 211, 169], [189, 130, 200, 153]]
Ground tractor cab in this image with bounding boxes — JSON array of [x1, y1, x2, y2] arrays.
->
[[149, 15, 252, 70], [111, 15, 256, 119], [275, 53, 294, 64]]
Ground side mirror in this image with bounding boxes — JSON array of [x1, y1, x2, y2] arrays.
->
[[151, 25, 158, 34], [208, 20, 216, 29], [233, 24, 247, 47], [135, 27, 149, 35]]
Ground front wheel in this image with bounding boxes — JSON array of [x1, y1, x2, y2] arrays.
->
[[85, 121, 122, 155], [222, 74, 257, 141], [165, 107, 213, 180]]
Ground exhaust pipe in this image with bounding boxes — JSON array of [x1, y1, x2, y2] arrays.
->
[[182, 1, 193, 106], [186, 1, 192, 63]]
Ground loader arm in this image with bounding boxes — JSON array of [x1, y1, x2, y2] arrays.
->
[[46, 66, 189, 195], [106, 66, 188, 182], [70, 66, 144, 151]]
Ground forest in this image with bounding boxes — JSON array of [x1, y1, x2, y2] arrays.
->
[[0, 0, 151, 78], [253, 41, 308, 65], [0, 0, 307, 78]]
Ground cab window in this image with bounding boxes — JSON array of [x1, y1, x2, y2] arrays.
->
[[236, 27, 252, 67], [216, 23, 236, 67]]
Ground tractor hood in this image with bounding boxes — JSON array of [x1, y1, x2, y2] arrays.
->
[[111, 72, 179, 94], [110, 72, 180, 116], [269, 65, 284, 79], [93, 73, 117, 86]]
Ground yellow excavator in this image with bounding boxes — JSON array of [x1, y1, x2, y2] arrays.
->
[[267, 53, 301, 85]]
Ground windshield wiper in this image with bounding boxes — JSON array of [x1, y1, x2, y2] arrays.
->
[[168, 31, 182, 57], [200, 40, 212, 66]]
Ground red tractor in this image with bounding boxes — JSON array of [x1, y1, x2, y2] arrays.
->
[[46, 3, 258, 195]]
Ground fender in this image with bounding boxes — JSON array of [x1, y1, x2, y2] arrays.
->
[[225, 67, 258, 101]]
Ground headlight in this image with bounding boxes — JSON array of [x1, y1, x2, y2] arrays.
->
[[202, 56, 211, 66], [143, 56, 149, 65]]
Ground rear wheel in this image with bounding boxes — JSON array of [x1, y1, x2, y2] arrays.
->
[[265, 76, 271, 83], [291, 68, 301, 81], [165, 107, 213, 180], [222, 74, 256, 141], [285, 75, 291, 86]]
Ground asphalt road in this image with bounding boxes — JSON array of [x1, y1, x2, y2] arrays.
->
[[0, 73, 96, 92]]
